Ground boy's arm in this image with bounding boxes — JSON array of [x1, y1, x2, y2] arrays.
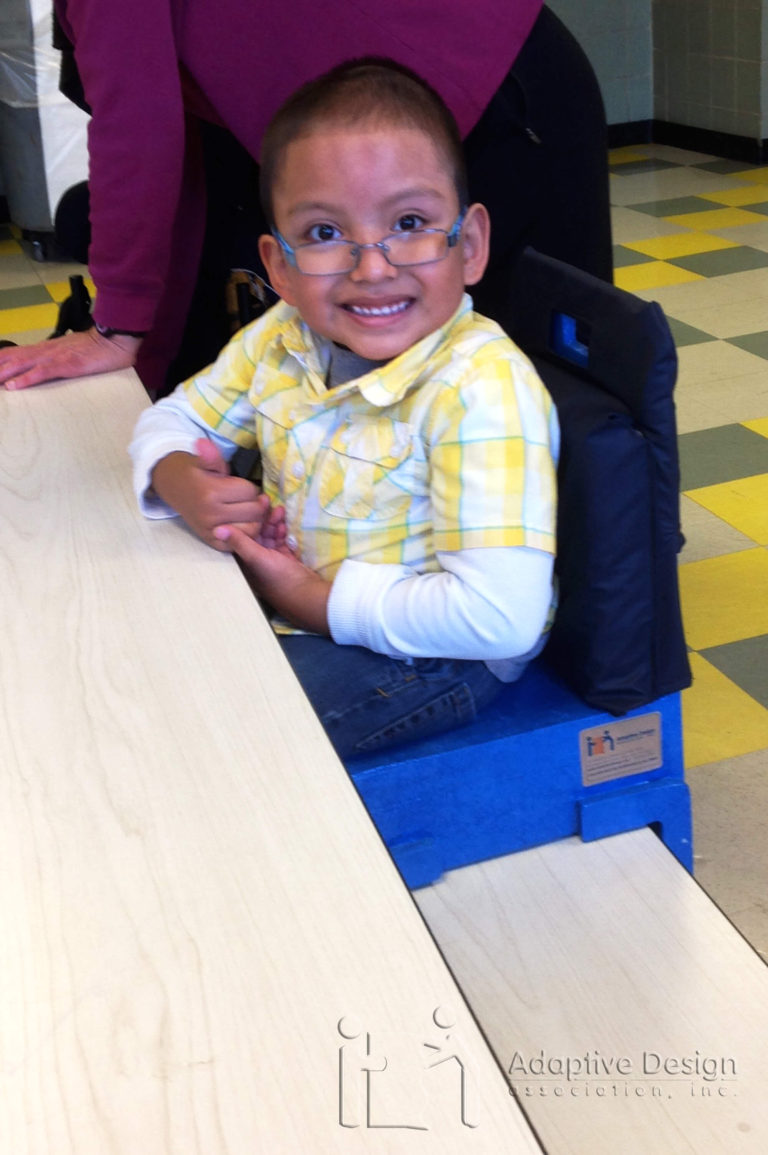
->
[[129, 385, 266, 549], [215, 529, 551, 657], [327, 546, 555, 662], [214, 525, 331, 635]]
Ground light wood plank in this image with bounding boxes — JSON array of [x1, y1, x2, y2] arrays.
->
[[416, 828, 768, 1154], [0, 374, 542, 1153]]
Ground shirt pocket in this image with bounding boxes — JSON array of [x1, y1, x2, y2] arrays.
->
[[318, 417, 428, 521]]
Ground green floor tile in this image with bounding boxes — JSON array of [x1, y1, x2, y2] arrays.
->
[[693, 159, 757, 174], [725, 331, 768, 360], [609, 159, 680, 175], [698, 634, 768, 710], [667, 317, 718, 347], [678, 424, 768, 490], [737, 200, 768, 216], [667, 245, 768, 277], [612, 245, 655, 267], [630, 196, 719, 218], [0, 284, 54, 309]]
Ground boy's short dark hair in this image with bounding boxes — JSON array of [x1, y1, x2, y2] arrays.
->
[[259, 56, 468, 227]]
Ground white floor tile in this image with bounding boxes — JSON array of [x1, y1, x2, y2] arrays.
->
[[677, 339, 768, 386], [672, 296, 768, 339], [679, 496, 759, 562], [611, 206, 691, 243], [609, 167, 753, 206], [707, 220, 768, 252], [689, 748, 768, 962]]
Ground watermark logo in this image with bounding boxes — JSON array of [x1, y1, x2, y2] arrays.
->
[[337, 1007, 478, 1130], [507, 1048, 738, 1101]]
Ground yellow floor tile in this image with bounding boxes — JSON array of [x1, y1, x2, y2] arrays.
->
[[743, 418, 768, 440], [614, 261, 703, 292], [686, 474, 768, 545], [0, 303, 59, 336], [700, 187, 768, 207], [678, 548, 768, 649], [609, 147, 649, 163], [0, 238, 24, 256], [45, 277, 97, 303], [622, 233, 737, 259], [683, 653, 768, 768], [730, 167, 768, 185], [665, 207, 768, 230]]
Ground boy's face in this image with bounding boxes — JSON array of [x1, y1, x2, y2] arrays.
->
[[259, 122, 489, 362]]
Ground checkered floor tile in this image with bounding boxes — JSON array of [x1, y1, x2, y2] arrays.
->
[[611, 143, 768, 960]]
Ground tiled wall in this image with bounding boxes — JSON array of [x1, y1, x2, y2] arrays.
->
[[653, 0, 766, 138], [551, 0, 767, 140], [549, 0, 654, 124]]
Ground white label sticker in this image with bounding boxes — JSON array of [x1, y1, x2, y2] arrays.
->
[[580, 713, 663, 786]]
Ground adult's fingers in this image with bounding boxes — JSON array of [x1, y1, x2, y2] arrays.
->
[[0, 329, 140, 390]]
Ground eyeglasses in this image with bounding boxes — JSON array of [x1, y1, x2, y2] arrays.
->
[[272, 209, 467, 276]]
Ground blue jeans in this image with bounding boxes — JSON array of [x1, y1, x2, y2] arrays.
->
[[279, 636, 504, 762]]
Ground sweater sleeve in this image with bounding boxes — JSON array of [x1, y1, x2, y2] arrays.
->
[[55, 0, 189, 333]]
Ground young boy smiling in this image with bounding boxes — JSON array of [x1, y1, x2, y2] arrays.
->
[[130, 57, 559, 759]]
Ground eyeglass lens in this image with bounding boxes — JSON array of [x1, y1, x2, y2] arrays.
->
[[297, 229, 449, 274]]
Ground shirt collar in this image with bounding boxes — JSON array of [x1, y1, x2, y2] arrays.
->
[[275, 294, 475, 405]]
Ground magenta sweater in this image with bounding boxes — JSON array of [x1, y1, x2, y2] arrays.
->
[[55, 0, 542, 387]]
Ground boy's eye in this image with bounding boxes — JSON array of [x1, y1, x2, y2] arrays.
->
[[393, 214, 426, 233], [307, 223, 342, 243]]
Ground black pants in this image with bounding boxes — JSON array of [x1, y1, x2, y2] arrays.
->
[[466, 5, 613, 324], [171, 5, 613, 385]]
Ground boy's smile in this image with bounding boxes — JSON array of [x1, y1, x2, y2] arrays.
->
[[259, 124, 489, 363]]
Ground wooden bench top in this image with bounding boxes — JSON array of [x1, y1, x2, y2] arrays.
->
[[0, 373, 542, 1153], [417, 827, 768, 1154]]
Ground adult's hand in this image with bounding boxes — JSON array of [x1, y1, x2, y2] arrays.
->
[[0, 328, 142, 391]]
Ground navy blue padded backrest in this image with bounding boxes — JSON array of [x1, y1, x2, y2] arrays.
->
[[493, 248, 691, 714]]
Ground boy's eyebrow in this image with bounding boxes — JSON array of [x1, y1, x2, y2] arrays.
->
[[284, 187, 450, 220]]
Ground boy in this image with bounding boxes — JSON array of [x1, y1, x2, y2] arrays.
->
[[130, 57, 559, 759]]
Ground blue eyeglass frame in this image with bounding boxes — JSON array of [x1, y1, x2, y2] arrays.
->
[[272, 208, 468, 274]]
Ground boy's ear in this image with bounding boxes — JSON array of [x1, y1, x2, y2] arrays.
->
[[460, 202, 491, 287], [258, 233, 298, 306]]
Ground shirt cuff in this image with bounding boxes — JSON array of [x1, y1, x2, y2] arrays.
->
[[327, 559, 412, 653]]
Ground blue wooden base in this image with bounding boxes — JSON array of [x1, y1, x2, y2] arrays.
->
[[347, 662, 692, 889]]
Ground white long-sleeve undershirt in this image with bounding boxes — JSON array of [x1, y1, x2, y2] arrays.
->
[[130, 388, 555, 679]]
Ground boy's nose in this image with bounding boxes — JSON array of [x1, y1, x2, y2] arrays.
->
[[349, 244, 398, 282]]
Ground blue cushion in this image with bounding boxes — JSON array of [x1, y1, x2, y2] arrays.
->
[[498, 249, 691, 713]]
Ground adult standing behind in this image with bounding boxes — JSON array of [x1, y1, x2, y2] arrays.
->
[[0, 2, 611, 394]]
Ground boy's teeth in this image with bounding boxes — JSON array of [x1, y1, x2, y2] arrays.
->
[[347, 300, 408, 316]]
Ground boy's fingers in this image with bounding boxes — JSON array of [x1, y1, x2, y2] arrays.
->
[[195, 437, 229, 474], [213, 523, 260, 559], [216, 493, 269, 524]]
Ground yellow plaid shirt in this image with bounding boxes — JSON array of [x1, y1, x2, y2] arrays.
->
[[184, 293, 557, 582]]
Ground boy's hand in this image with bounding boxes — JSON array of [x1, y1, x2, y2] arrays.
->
[[214, 524, 331, 635], [151, 438, 269, 549], [257, 500, 289, 551]]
